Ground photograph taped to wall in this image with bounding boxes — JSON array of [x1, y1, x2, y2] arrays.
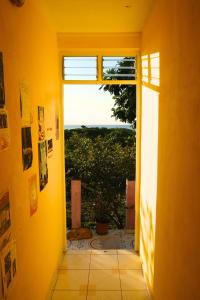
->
[[38, 106, 45, 141], [0, 52, 5, 108], [0, 192, 11, 240], [21, 127, 33, 171], [0, 229, 11, 252], [46, 126, 52, 137], [20, 80, 32, 126], [38, 141, 48, 191], [47, 138, 53, 158], [0, 109, 10, 151], [28, 174, 38, 216], [0, 240, 17, 298], [55, 111, 59, 140]]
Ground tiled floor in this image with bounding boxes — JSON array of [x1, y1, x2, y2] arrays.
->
[[51, 249, 151, 300]]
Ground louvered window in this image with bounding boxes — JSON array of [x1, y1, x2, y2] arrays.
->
[[63, 56, 137, 82], [102, 56, 136, 81], [63, 56, 97, 80]]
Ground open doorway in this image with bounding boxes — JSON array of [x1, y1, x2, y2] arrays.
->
[[62, 55, 138, 251], [64, 83, 136, 251]]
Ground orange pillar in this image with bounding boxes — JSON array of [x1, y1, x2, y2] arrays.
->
[[126, 180, 135, 230], [71, 180, 81, 229]]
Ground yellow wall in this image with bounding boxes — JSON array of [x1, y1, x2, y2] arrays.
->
[[0, 1, 65, 300], [141, 0, 200, 299], [57, 33, 141, 50]]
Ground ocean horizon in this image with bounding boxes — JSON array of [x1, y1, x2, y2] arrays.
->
[[64, 124, 132, 130]]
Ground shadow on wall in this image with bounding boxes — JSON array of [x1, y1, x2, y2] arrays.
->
[[140, 52, 160, 294]]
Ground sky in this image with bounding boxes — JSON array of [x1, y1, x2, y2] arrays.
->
[[64, 84, 125, 125]]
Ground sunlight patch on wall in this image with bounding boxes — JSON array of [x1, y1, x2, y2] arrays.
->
[[142, 52, 160, 88], [142, 54, 149, 83], [140, 85, 159, 291], [150, 53, 160, 86]]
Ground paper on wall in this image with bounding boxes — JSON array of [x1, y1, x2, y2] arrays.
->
[[55, 111, 59, 140], [0, 109, 10, 152], [29, 174, 38, 216], [38, 141, 48, 191], [0, 240, 17, 299], [38, 106, 45, 141], [20, 81, 32, 126], [0, 191, 11, 240], [0, 52, 5, 108], [21, 127, 33, 171]]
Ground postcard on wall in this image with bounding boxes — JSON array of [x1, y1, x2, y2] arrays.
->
[[28, 174, 38, 216], [0, 52, 5, 108], [55, 111, 59, 140], [20, 80, 32, 126], [46, 126, 53, 139], [0, 192, 11, 241], [0, 109, 10, 152], [38, 106, 45, 141], [47, 138, 53, 158], [38, 141, 48, 191], [21, 127, 33, 171], [0, 229, 11, 252], [0, 240, 17, 298]]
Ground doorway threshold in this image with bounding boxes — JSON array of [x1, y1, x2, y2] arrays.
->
[[67, 229, 134, 251]]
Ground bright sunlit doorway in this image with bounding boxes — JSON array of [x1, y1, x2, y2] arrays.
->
[[62, 55, 139, 252]]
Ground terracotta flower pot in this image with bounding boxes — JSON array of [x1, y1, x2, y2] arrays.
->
[[96, 222, 109, 235]]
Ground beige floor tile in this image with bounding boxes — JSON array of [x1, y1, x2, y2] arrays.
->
[[59, 254, 90, 269], [88, 269, 121, 290], [92, 250, 117, 255], [90, 254, 118, 270], [117, 250, 135, 255], [52, 290, 87, 300], [65, 249, 92, 255], [120, 270, 147, 290], [87, 291, 122, 299], [122, 291, 151, 300], [55, 270, 89, 290], [118, 254, 141, 270]]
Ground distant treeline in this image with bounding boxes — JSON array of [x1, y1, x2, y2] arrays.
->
[[64, 126, 135, 148]]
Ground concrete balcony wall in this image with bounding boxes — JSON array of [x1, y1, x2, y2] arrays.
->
[[126, 180, 135, 230], [71, 180, 81, 229]]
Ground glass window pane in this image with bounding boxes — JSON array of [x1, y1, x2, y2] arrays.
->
[[103, 56, 136, 81], [63, 57, 97, 80]]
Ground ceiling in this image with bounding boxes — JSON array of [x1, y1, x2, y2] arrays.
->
[[38, 0, 155, 33]]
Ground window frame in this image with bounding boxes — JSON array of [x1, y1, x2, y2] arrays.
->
[[63, 56, 98, 81], [62, 54, 139, 85], [60, 49, 142, 253]]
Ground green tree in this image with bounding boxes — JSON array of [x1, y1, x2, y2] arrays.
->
[[65, 128, 135, 229], [100, 57, 136, 128]]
